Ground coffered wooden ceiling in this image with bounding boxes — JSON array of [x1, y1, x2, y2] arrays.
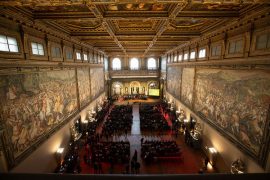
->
[[0, 0, 268, 57]]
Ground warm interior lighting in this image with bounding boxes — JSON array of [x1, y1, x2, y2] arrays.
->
[[207, 162, 213, 170], [82, 119, 88, 124], [56, 148, 64, 154], [209, 147, 217, 154], [184, 119, 189, 123]]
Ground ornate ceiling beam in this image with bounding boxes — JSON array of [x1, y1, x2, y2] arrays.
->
[[177, 11, 239, 18], [102, 20, 127, 54], [143, 1, 188, 56], [71, 32, 109, 36], [32, 11, 239, 20], [1, 0, 268, 6], [85, 2, 127, 55], [33, 13, 96, 20]]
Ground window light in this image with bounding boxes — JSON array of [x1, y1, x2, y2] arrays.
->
[[0, 35, 19, 52]]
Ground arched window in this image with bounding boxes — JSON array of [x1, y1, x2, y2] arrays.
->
[[104, 58, 108, 71], [130, 58, 139, 70], [112, 58, 121, 70], [147, 58, 157, 70]]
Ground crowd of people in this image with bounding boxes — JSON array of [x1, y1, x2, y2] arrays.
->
[[86, 101, 110, 136], [54, 100, 208, 174], [55, 142, 82, 174], [141, 140, 181, 162], [103, 105, 133, 136], [123, 94, 148, 100], [90, 141, 130, 164], [140, 104, 170, 132]]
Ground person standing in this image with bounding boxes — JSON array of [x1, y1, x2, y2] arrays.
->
[[135, 161, 140, 174], [131, 159, 135, 174], [140, 137, 144, 144], [98, 162, 103, 174], [125, 163, 130, 174], [132, 150, 138, 162]]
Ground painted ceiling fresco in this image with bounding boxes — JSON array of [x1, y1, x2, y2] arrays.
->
[[106, 3, 169, 11], [183, 3, 247, 11]]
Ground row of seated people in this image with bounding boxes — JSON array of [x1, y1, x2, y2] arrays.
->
[[86, 122, 99, 136], [86, 102, 111, 136], [103, 105, 133, 135], [123, 94, 148, 100], [95, 102, 111, 123], [140, 104, 170, 131], [89, 141, 130, 164], [141, 140, 181, 162]]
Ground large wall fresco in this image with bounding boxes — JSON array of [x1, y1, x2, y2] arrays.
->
[[0, 69, 78, 159], [194, 69, 270, 156], [90, 68, 105, 100], [77, 67, 91, 107], [166, 66, 182, 99], [181, 68, 195, 107]]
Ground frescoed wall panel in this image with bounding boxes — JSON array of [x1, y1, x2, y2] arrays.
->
[[0, 69, 78, 160], [194, 69, 270, 157], [90, 68, 105, 100], [181, 68, 195, 107], [77, 67, 91, 107], [166, 66, 182, 99]]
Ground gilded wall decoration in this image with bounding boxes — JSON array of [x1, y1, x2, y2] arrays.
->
[[90, 68, 105, 100], [166, 66, 182, 100], [0, 69, 78, 159], [181, 68, 195, 107], [77, 67, 91, 107], [194, 69, 270, 157]]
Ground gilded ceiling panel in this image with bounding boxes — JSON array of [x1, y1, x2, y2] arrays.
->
[[184, 3, 247, 11], [113, 19, 159, 31], [106, 3, 169, 11], [122, 41, 150, 46], [26, 5, 91, 12], [168, 18, 216, 30], [56, 19, 103, 30]]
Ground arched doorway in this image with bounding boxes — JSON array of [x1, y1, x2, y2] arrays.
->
[[130, 81, 141, 94], [112, 82, 123, 95]]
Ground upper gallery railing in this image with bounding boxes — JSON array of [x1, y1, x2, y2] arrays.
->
[[109, 68, 159, 77]]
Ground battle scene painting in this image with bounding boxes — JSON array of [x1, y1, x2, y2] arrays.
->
[[90, 68, 105, 100], [77, 67, 91, 107], [0, 69, 78, 158], [181, 68, 195, 107], [194, 69, 270, 156], [166, 66, 182, 100]]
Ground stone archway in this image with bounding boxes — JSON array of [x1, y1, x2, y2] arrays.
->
[[130, 81, 141, 94], [112, 82, 124, 95]]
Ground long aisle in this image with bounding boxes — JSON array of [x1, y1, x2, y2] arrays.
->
[[131, 104, 141, 135], [129, 103, 142, 173]]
